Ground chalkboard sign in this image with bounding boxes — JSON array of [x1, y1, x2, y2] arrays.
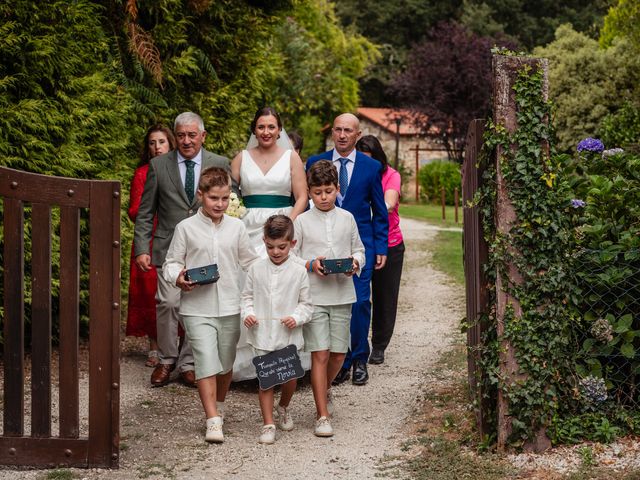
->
[[252, 344, 305, 390]]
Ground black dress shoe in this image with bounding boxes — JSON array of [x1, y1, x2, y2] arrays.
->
[[332, 367, 351, 386], [352, 361, 369, 385], [368, 349, 385, 365]]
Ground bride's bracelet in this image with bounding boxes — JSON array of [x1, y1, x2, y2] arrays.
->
[[308, 258, 315, 272]]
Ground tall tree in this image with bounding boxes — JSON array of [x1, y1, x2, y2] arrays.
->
[[0, 1, 137, 179], [391, 22, 513, 163], [461, 0, 612, 50], [266, 0, 379, 155], [600, 0, 640, 49], [335, 0, 462, 106], [598, 0, 640, 147], [104, 0, 376, 154], [534, 24, 640, 151]]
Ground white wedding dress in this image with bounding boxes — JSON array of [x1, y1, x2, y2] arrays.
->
[[232, 149, 311, 381], [239, 149, 294, 255]]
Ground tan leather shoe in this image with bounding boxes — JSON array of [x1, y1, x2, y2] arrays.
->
[[180, 370, 197, 388], [150, 363, 175, 387]]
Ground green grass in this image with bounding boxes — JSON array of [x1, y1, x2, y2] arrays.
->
[[387, 337, 513, 480], [429, 230, 464, 285], [399, 202, 464, 286], [403, 437, 511, 480], [44, 470, 75, 480], [400, 202, 462, 228]]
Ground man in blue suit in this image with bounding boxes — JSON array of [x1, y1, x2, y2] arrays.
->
[[307, 113, 389, 385]]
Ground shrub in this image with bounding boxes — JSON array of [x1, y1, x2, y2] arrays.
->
[[598, 103, 640, 149], [565, 141, 640, 412], [418, 160, 461, 204]]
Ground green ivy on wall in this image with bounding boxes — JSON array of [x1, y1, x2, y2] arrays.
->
[[476, 61, 579, 447]]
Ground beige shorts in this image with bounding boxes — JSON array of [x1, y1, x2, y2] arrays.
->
[[252, 347, 272, 358], [181, 314, 241, 380], [303, 304, 351, 353]]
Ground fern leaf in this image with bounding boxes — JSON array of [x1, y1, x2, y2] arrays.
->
[[127, 21, 163, 85], [125, 0, 138, 20]]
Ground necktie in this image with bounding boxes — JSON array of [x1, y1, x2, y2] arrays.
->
[[185, 160, 195, 204], [339, 157, 349, 198]]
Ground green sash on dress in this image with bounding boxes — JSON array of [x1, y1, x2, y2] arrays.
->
[[242, 194, 292, 209]]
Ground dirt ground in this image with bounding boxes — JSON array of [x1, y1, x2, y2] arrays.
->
[[0, 218, 464, 480]]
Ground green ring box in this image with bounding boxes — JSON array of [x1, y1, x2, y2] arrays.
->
[[184, 264, 220, 285], [320, 258, 353, 274]]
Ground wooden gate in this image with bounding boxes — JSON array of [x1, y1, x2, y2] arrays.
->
[[0, 166, 120, 468], [462, 119, 490, 439]]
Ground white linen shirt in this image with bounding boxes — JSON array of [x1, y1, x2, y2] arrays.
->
[[292, 206, 365, 306], [163, 209, 259, 317], [241, 257, 312, 351]]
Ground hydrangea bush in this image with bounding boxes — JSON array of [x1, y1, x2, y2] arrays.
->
[[477, 63, 640, 447], [566, 138, 640, 398]]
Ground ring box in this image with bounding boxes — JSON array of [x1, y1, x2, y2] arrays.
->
[[184, 264, 220, 285], [320, 258, 353, 274]]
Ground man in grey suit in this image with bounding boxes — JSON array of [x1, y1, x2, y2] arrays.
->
[[134, 111, 231, 387]]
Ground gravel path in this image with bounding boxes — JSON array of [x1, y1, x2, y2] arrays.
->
[[0, 218, 464, 480]]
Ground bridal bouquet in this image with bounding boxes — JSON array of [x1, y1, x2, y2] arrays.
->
[[226, 192, 247, 218]]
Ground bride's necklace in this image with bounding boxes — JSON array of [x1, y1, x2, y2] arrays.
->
[[255, 147, 281, 164]]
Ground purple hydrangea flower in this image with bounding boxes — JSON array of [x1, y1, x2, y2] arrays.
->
[[571, 199, 586, 208], [577, 138, 605, 153]]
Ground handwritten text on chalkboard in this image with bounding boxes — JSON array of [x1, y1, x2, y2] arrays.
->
[[252, 345, 305, 390]]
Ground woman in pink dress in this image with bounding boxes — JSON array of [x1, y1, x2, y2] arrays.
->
[[356, 135, 405, 365], [126, 124, 176, 366]]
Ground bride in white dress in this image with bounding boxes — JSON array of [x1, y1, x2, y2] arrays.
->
[[230, 107, 308, 380]]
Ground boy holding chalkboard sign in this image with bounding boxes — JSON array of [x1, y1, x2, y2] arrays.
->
[[163, 167, 259, 443], [292, 160, 365, 437], [241, 215, 313, 444]]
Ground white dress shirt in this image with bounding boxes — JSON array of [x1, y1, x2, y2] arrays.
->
[[331, 148, 356, 184], [177, 149, 203, 188], [292, 207, 366, 306], [163, 209, 259, 317], [241, 257, 312, 351]]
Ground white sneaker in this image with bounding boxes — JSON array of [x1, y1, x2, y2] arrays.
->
[[259, 424, 276, 444], [314, 416, 334, 437], [327, 389, 334, 416], [205, 416, 224, 443], [276, 404, 294, 431]]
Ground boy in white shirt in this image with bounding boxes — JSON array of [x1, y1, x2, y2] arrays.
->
[[163, 167, 258, 444], [242, 215, 312, 444], [293, 160, 365, 437]]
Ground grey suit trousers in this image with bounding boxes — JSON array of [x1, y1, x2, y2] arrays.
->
[[156, 267, 194, 370]]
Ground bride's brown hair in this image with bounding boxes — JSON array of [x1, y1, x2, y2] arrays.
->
[[250, 106, 282, 132]]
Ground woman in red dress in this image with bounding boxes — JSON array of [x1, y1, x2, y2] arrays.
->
[[126, 124, 176, 366]]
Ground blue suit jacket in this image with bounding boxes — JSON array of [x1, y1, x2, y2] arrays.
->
[[307, 150, 389, 267]]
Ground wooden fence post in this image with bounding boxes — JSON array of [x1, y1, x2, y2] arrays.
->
[[415, 144, 420, 202], [463, 119, 489, 440], [493, 54, 551, 453], [454, 187, 459, 223]]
